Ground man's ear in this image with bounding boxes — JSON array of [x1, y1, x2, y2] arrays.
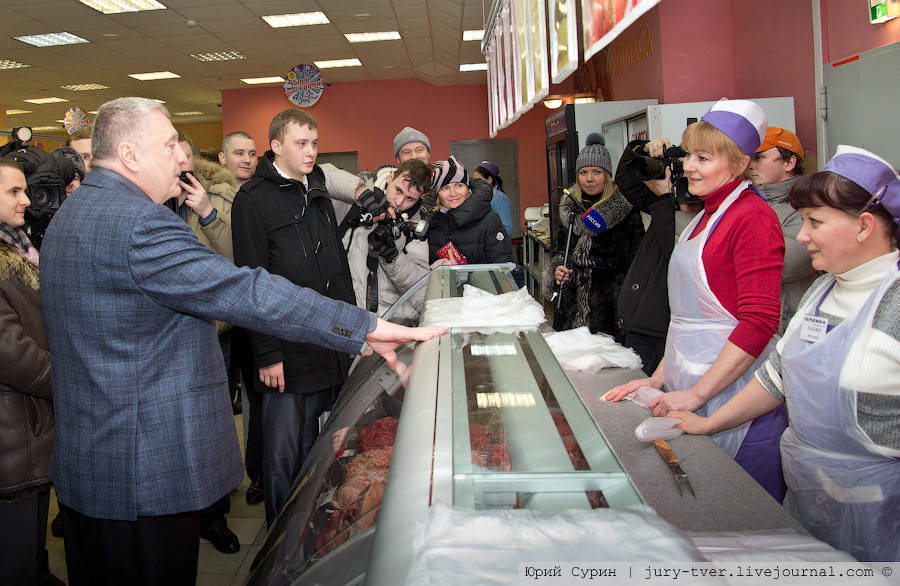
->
[[218, 152, 226, 165], [118, 141, 140, 173], [271, 139, 282, 157], [784, 155, 799, 173]]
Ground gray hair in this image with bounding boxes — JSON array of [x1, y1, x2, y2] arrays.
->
[[92, 97, 171, 163]]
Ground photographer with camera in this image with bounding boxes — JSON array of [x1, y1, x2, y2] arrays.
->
[[615, 138, 704, 374], [544, 134, 643, 337], [339, 158, 432, 315]]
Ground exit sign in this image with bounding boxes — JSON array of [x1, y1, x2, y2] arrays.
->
[[869, 0, 899, 23]]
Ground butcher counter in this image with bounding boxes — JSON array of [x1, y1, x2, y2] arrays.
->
[[243, 264, 807, 586]]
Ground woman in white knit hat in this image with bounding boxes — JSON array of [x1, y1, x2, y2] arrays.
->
[[607, 99, 789, 502]]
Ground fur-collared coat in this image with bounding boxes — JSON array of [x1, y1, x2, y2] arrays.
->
[[0, 243, 54, 500], [187, 157, 238, 262], [544, 186, 644, 337]]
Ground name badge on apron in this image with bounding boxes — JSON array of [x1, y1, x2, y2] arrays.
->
[[800, 314, 828, 343]]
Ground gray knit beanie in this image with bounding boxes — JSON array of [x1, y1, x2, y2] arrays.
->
[[393, 126, 431, 159], [575, 133, 611, 174]]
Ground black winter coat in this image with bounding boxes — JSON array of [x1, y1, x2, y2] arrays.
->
[[614, 140, 680, 338], [232, 153, 355, 393], [545, 185, 644, 337], [428, 179, 513, 265]]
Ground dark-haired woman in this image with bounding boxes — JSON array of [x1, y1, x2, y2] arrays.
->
[[671, 145, 900, 562], [472, 161, 515, 236], [545, 134, 643, 336]]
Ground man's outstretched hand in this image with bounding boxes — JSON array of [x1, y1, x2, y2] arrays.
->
[[364, 319, 447, 369]]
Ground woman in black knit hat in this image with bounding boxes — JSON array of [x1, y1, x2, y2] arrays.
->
[[544, 133, 644, 337]]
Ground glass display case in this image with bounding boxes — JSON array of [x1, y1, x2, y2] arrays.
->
[[245, 265, 642, 586]]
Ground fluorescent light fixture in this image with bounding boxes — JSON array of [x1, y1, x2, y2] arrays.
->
[[173, 111, 204, 116], [345, 31, 400, 43], [88, 111, 99, 114], [240, 76, 284, 84], [459, 62, 487, 71], [23, 97, 69, 104], [153, 99, 166, 103], [543, 98, 564, 109], [314, 58, 361, 69], [129, 71, 180, 80], [61, 83, 110, 91], [463, 30, 484, 41], [15, 32, 89, 47], [31, 126, 62, 131], [262, 12, 329, 28], [56, 119, 67, 124], [0, 59, 31, 69], [79, 0, 166, 14], [191, 51, 246, 62], [6, 109, 33, 115]]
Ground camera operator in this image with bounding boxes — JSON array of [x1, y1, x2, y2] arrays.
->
[[340, 158, 432, 315], [615, 138, 703, 374]]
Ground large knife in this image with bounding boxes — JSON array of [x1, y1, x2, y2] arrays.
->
[[654, 439, 696, 497]]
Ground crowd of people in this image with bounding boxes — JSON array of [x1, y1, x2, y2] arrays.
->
[[1, 94, 897, 586]]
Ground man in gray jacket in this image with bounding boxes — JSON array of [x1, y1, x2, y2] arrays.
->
[[749, 126, 819, 332]]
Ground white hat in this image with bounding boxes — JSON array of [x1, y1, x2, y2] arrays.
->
[[701, 98, 768, 155]]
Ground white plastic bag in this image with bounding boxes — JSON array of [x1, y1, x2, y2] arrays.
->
[[624, 385, 665, 409], [635, 416, 684, 442], [543, 326, 643, 372], [421, 285, 544, 333]]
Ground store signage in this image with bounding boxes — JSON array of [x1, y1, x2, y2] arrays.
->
[[284, 64, 325, 107]]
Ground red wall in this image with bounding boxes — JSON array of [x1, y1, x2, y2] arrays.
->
[[605, 7, 664, 101], [221, 78, 550, 214], [822, 0, 900, 63]]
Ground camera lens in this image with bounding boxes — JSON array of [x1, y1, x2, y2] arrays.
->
[[627, 156, 667, 181]]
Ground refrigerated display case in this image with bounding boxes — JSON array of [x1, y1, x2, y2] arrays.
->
[[244, 264, 644, 586]]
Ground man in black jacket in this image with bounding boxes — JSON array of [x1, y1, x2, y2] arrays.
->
[[232, 109, 357, 524]]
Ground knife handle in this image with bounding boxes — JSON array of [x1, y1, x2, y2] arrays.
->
[[654, 439, 678, 464]]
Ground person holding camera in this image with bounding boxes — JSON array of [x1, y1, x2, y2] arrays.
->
[[606, 99, 788, 501], [337, 158, 432, 316], [0, 158, 64, 586], [545, 134, 644, 337], [427, 156, 513, 266]]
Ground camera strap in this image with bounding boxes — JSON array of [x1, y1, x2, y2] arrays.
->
[[365, 253, 380, 313]]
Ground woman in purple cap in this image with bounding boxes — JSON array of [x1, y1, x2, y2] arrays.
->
[[670, 145, 900, 562], [606, 99, 789, 502], [472, 161, 515, 236]]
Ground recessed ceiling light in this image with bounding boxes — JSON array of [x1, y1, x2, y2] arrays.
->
[[191, 51, 246, 62], [102, 33, 120, 38], [153, 99, 166, 104], [314, 58, 361, 69], [345, 31, 400, 43], [79, 0, 166, 14], [31, 126, 62, 131], [23, 97, 69, 104], [61, 83, 110, 91], [129, 71, 180, 80], [15, 32, 89, 47], [459, 63, 487, 71], [88, 110, 99, 114], [353, 12, 371, 18], [0, 59, 31, 69], [381, 65, 396, 70], [240, 76, 284, 84], [56, 119, 67, 124], [262, 12, 329, 28], [173, 111, 204, 116], [463, 30, 484, 41], [6, 109, 33, 115]]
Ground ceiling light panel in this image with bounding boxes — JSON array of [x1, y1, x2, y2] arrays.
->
[[31, 126, 63, 131], [173, 111, 203, 116], [262, 12, 329, 28], [61, 83, 110, 91], [463, 30, 484, 41], [79, 0, 167, 14], [459, 63, 487, 71], [6, 109, 33, 115], [315, 58, 362, 69], [345, 31, 401, 43], [240, 76, 284, 84], [15, 33, 90, 47], [23, 97, 69, 104], [191, 51, 246, 62], [129, 71, 180, 80], [0, 60, 31, 69]]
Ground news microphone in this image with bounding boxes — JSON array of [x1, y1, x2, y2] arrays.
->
[[581, 208, 607, 233]]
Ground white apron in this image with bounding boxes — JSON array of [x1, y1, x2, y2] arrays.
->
[[780, 268, 900, 561], [664, 180, 776, 458]]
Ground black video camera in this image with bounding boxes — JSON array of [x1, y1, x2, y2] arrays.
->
[[348, 208, 429, 241], [626, 144, 699, 204]]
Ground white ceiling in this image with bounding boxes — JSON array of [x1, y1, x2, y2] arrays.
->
[[1, 0, 491, 130]]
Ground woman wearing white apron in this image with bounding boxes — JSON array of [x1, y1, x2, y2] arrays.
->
[[672, 146, 900, 561], [607, 99, 789, 501]]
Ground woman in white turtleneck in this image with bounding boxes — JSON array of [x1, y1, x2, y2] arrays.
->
[[671, 146, 900, 563]]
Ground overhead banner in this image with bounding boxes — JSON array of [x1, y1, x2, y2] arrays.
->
[[582, 0, 661, 62]]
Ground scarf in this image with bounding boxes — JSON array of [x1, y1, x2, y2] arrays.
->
[[0, 222, 39, 266]]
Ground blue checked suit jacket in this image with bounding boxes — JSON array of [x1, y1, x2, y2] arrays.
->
[[40, 167, 372, 520]]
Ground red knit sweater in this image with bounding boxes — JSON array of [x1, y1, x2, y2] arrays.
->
[[688, 180, 784, 357]]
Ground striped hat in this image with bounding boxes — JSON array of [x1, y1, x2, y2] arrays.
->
[[701, 98, 768, 155], [431, 155, 468, 191]]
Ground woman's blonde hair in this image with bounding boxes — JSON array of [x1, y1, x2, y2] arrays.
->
[[682, 121, 751, 179], [574, 168, 616, 206]]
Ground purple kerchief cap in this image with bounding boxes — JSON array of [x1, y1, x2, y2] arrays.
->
[[701, 98, 768, 155], [479, 161, 500, 178], [825, 145, 900, 224]]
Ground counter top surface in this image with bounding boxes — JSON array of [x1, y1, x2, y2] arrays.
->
[[567, 367, 807, 534]]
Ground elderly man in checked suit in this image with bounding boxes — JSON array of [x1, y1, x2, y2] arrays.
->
[[39, 97, 444, 586]]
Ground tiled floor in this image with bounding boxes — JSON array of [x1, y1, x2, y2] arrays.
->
[[46, 413, 267, 586]]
